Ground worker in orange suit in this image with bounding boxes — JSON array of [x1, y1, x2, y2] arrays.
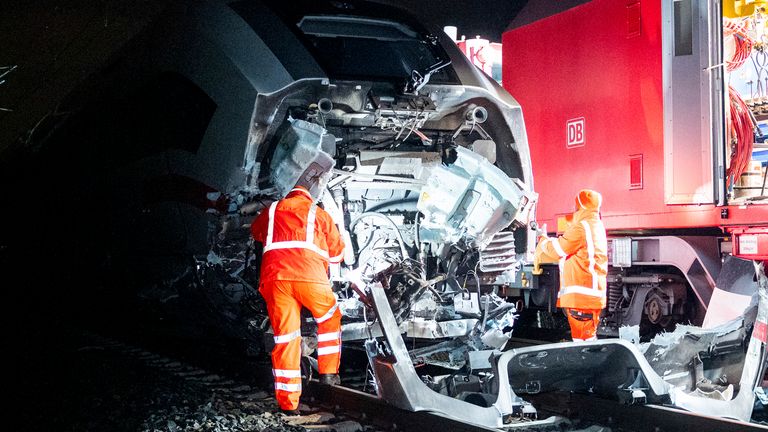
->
[[534, 189, 608, 341], [251, 181, 345, 415]]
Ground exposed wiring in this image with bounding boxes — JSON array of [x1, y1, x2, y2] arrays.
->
[[462, 270, 481, 298], [727, 85, 757, 186], [350, 212, 410, 259], [413, 129, 432, 144], [400, 108, 425, 143], [363, 301, 376, 339], [725, 18, 754, 72], [390, 107, 407, 141], [380, 106, 431, 147]]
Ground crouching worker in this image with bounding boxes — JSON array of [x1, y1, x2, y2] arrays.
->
[[534, 189, 608, 341], [251, 178, 345, 415]]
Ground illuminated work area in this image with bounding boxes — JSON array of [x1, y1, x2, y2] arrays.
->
[[1, 1, 766, 431]]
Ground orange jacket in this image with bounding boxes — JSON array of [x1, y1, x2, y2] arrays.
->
[[535, 190, 608, 309], [251, 187, 345, 283]]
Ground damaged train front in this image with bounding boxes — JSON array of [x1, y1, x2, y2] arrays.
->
[[233, 73, 538, 422]]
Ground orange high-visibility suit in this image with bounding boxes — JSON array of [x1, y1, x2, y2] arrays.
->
[[251, 186, 345, 411], [535, 189, 608, 341]]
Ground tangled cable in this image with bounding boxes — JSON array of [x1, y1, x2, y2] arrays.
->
[[727, 85, 756, 186], [725, 19, 754, 71]]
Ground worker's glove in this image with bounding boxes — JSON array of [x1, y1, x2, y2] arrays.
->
[[343, 267, 366, 291], [534, 239, 560, 265]]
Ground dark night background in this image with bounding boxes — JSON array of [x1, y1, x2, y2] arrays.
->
[[0, 1, 590, 430], [374, 0, 528, 41], [2, 2, 765, 431], [373, 0, 590, 41]]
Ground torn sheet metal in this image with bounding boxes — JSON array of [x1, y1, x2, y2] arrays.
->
[[702, 287, 754, 329], [666, 262, 768, 422], [357, 263, 764, 424], [595, 263, 768, 422], [500, 339, 671, 404], [467, 349, 496, 371], [479, 308, 518, 349], [343, 318, 478, 342], [405, 318, 478, 339], [341, 322, 388, 342], [365, 281, 536, 428], [268, 118, 335, 197], [409, 339, 470, 370], [618, 324, 641, 345], [416, 146, 536, 249]]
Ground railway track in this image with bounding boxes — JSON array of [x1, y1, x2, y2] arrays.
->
[[84, 333, 767, 432], [86, 333, 521, 432], [308, 379, 768, 432]]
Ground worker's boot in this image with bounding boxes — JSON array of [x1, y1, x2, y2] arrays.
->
[[318, 373, 341, 385]]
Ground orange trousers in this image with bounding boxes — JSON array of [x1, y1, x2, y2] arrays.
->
[[260, 280, 341, 410], [564, 308, 602, 341]]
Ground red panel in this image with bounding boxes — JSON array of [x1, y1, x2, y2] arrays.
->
[[729, 227, 768, 261], [502, 0, 766, 233], [754, 320, 767, 344]]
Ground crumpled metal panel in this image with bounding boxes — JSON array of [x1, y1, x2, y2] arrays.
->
[[343, 320, 479, 342], [500, 339, 671, 403], [365, 282, 535, 428], [405, 318, 478, 339], [668, 262, 768, 422], [268, 118, 335, 197], [416, 146, 535, 249]]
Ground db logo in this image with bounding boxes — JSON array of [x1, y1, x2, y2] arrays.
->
[[566, 117, 585, 148]]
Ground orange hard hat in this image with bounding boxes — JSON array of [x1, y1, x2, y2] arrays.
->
[[575, 189, 602, 211]]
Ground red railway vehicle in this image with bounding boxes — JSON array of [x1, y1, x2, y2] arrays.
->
[[502, 0, 767, 335]]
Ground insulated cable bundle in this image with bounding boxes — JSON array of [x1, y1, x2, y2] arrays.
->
[[727, 85, 756, 186], [725, 19, 755, 71]]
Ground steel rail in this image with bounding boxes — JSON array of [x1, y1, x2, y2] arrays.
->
[[305, 381, 503, 432], [528, 391, 768, 432], [85, 333, 767, 431], [311, 382, 768, 432]]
